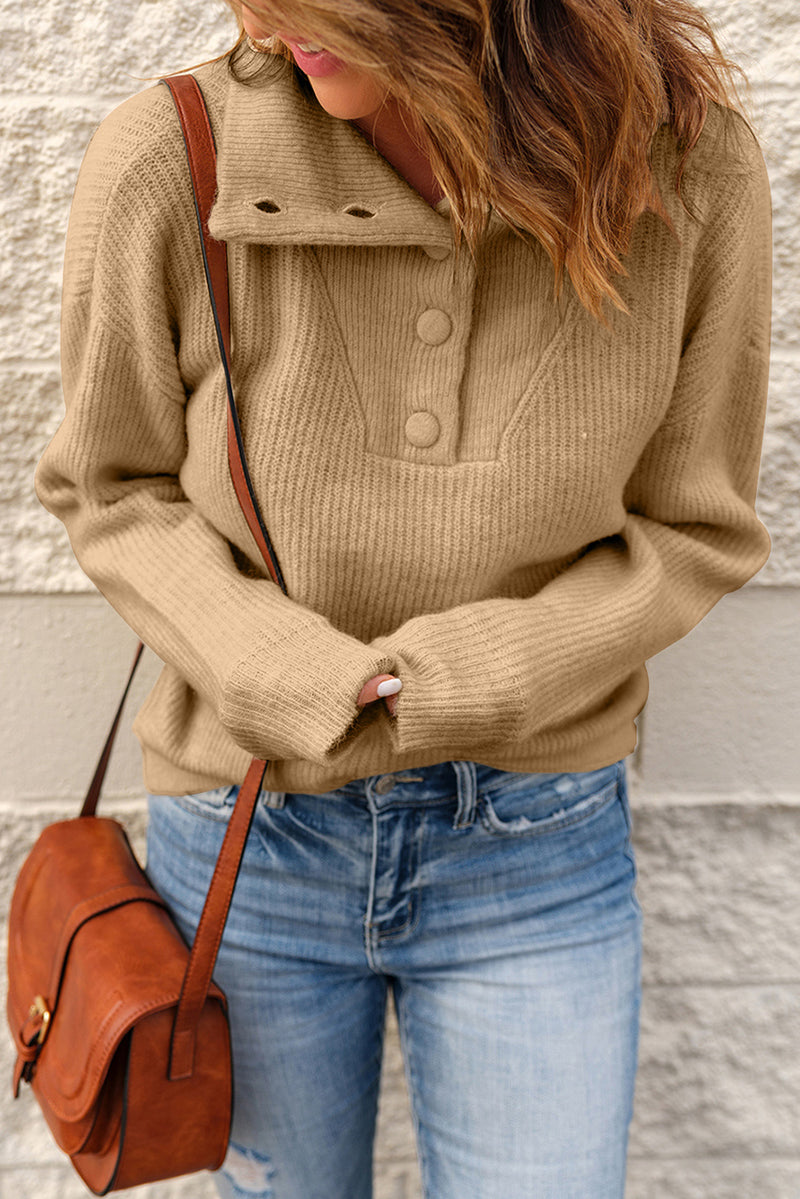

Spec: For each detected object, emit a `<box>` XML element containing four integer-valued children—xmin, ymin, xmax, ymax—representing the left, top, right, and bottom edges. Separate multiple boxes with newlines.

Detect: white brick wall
<box><xmin>2</xmin><ymin>1</ymin><xmax>798</xmax><ymax>1195</ymax></box>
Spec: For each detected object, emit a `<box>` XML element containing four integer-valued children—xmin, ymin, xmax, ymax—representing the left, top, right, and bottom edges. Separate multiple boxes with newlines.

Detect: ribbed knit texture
<box><xmin>35</xmin><ymin>54</ymin><xmax>773</xmax><ymax>795</ymax></box>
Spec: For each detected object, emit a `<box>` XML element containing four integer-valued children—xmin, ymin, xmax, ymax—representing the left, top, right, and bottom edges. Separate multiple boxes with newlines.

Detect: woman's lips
<box><xmin>278</xmin><ymin>34</ymin><xmax>348</xmax><ymax>77</ymax></box>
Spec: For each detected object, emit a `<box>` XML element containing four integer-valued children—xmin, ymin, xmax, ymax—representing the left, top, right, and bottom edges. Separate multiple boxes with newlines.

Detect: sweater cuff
<box><xmin>221</xmin><ymin>615</ymin><xmax>397</xmax><ymax>765</ymax></box>
<box><xmin>370</xmin><ymin>603</ymin><xmax>526</xmax><ymax>758</ymax></box>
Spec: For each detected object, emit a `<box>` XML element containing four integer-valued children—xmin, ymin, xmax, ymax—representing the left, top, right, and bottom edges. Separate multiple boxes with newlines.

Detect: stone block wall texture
<box><xmin>1</xmin><ymin>0</ymin><xmax>798</xmax><ymax>1196</ymax></box>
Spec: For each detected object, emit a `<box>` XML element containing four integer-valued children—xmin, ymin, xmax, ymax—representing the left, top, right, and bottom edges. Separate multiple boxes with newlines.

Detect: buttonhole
<box><xmin>343</xmin><ymin>205</ymin><xmax>376</xmax><ymax>219</ymax></box>
<box><xmin>254</xmin><ymin>199</ymin><xmax>282</xmax><ymax>213</ymax></box>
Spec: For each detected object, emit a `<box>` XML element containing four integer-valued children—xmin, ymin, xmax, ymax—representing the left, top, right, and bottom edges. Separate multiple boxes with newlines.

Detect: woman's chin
<box><xmin>306</xmin><ymin>73</ymin><xmax>388</xmax><ymax>122</ymax></box>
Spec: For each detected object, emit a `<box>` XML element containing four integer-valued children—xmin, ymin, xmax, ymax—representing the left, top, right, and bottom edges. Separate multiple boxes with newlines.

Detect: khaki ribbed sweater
<box><xmin>35</xmin><ymin>53</ymin><xmax>773</xmax><ymax>796</ymax></box>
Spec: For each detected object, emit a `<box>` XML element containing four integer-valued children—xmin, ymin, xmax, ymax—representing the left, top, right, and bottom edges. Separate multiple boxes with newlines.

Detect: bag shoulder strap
<box><xmin>81</xmin><ymin>641</ymin><xmax>144</xmax><ymax>818</ymax></box>
<box><xmin>161</xmin><ymin>72</ymin><xmax>286</xmax><ymax>590</ymax></box>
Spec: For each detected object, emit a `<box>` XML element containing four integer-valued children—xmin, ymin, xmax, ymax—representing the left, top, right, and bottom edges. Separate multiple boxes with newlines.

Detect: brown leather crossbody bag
<box><xmin>6</xmin><ymin>73</ymin><xmax>283</xmax><ymax>1194</ymax></box>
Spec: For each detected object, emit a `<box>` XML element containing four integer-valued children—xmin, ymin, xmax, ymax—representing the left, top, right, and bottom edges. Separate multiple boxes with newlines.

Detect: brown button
<box><xmin>423</xmin><ymin>244</ymin><xmax>450</xmax><ymax>260</ymax></box>
<box><xmin>405</xmin><ymin>411</ymin><xmax>440</xmax><ymax>448</ymax></box>
<box><xmin>373</xmin><ymin>776</ymin><xmax>396</xmax><ymax>795</ymax></box>
<box><xmin>416</xmin><ymin>309</ymin><xmax>452</xmax><ymax>345</ymax></box>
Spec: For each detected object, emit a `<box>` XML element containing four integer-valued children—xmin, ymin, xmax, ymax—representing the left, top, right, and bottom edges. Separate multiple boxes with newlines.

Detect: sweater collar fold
<box><xmin>208</xmin><ymin>56</ymin><xmax>454</xmax><ymax>251</ymax></box>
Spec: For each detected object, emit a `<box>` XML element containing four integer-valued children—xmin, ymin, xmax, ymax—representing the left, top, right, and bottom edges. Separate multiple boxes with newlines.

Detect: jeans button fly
<box><xmin>373</xmin><ymin>776</ymin><xmax>396</xmax><ymax>795</ymax></box>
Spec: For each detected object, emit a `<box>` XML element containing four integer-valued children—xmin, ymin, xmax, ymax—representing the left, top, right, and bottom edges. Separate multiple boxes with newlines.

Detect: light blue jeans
<box><xmin>146</xmin><ymin>758</ymin><xmax>642</xmax><ymax>1199</ymax></box>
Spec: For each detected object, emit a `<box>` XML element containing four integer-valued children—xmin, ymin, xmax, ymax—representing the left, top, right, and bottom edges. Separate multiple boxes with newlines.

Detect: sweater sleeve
<box><xmin>370</xmin><ymin>122</ymin><xmax>773</xmax><ymax>761</ymax></box>
<box><xmin>34</xmin><ymin>89</ymin><xmax>395</xmax><ymax>767</ymax></box>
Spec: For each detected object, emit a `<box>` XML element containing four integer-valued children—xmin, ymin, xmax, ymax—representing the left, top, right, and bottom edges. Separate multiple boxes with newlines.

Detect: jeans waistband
<box><xmin>330</xmin><ymin>760</ymin><xmax>623</xmax><ymax>831</ymax></box>
<box><xmin>334</xmin><ymin>760</ymin><xmax>479</xmax><ymax>828</ymax></box>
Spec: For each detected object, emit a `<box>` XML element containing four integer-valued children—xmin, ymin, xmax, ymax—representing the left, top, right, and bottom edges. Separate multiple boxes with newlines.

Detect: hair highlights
<box><xmin>213</xmin><ymin>0</ymin><xmax>753</xmax><ymax>326</ymax></box>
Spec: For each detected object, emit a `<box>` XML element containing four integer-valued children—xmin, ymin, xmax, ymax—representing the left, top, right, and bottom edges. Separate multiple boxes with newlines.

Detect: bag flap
<box><xmin>7</xmin><ymin>817</ymin><xmax>224</xmax><ymax>1123</ymax></box>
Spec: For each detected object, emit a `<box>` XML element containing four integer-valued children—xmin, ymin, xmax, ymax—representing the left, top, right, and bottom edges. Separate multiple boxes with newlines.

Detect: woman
<box><xmin>35</xmin><ymin>0</ymin><xmax>772</xmax><ymax>1194</ymax></box>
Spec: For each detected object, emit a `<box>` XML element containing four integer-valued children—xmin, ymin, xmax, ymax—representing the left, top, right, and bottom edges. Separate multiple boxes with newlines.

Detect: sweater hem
<box><xmin>140</xmin><ymin>723</ymin><xmax>639</xmax><ymax>797</ymax></box>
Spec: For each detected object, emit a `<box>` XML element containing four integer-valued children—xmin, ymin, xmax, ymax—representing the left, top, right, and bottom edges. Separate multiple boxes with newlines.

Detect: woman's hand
<box><xmin>357</xmin><ymin>673</ymin><xmax>402</xmax><ymax>716</ymax></box>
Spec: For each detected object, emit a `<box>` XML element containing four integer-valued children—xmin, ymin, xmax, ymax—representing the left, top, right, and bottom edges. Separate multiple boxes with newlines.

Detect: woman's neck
<box><xmin>351</xmin><ymin>97</ymin><xmax>445</xmax><ymax>209</ymax></box>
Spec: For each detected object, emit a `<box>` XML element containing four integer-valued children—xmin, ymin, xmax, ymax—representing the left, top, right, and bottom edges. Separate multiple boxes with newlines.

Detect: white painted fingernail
<box><xmin>376</xmin><ymin>678</ymin><xmax>402</xmax><ymax>697</ymax></box>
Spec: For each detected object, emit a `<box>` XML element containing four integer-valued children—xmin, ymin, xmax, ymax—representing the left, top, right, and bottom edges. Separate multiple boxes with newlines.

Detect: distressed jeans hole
<box><xmin>219</xmin><ymin>1142</ymin><xmax>277</xmax><ymax>1197</ymax></box>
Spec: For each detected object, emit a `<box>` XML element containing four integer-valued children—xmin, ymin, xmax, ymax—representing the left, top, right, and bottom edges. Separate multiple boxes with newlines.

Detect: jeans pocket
<box><xmin>478</xmin><ymin>763</ymin><xmax>623</xmax><ymax>837</ymax></box>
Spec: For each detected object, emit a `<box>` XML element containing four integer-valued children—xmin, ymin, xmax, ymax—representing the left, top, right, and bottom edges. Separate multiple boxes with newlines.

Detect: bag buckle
<box><xmin>27</xmin><ymin>995</ymin><xmax>51</xmax><ymax>1046</ymax></box>
<box><xmin>14</xmin><ymin>996</ymin><xmax>51</xmax><ymax>1088</ymax></box>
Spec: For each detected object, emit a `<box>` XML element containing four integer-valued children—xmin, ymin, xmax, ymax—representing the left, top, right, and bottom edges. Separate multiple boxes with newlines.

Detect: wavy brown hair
<box><xmin>193</xmin><ymin>0</ymin><xmax>754</xmax><ymax>326</ymax></box>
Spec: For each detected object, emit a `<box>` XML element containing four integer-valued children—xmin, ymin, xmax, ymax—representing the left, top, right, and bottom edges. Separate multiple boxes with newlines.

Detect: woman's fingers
<box><xmin>357</xmin><ymin>673</ymin><xmax>402</xmax><ymax>708</ymax></box>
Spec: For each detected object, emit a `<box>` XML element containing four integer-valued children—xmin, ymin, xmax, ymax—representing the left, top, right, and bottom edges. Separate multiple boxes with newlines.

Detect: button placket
<box><xmin>396</xmin><ymin>249</ymin><xmax>476</xmax><ymax>463</ymax></box>
<box><xmin>404</xmin><ymin>307</ymin><xmax>452</xmax><ymax>450</ymax></box>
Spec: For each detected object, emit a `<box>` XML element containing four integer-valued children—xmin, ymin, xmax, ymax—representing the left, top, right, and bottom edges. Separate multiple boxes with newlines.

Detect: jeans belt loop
<box><xmin>261</xmin><ymin>789</ymin><xmax>286</xmax><ymax>810</ymax></box>
<box><xmin>451</xmin><ymin>760</ymin><xmax>478</xmax><ymax>830</ymax></box>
